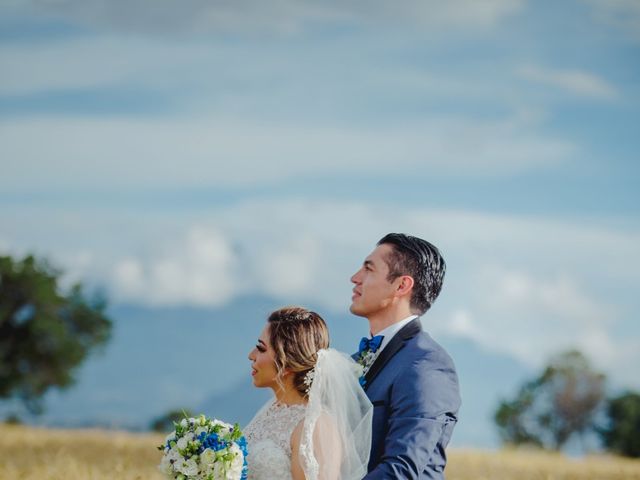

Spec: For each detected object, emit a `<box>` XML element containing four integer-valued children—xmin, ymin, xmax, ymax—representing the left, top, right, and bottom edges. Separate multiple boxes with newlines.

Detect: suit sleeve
<box><xmin>363</xmin><ymin>356</ymin><xmax>461</xmax><ymax>479</ymax></box>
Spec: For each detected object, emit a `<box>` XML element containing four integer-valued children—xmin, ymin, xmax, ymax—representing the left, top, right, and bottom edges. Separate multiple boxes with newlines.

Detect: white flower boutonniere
<box><xmin>356</xmin><ymin>349</ymin><xmax>380</xmax><ymax>387</ymax></box>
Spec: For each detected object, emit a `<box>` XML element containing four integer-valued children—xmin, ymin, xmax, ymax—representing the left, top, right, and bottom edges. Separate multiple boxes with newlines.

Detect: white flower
<box><xmin>200</xmin><ymin>448</ymin><xmax>216</xmax><ymax>468</ymax></box>
<box><xmin>210</xmin><ymin>418</ymin><xmax>227</xmax><ymax>429</ymax></box>
<box><xmin>158</xmin><ymin>454</ymin><xmax>174</xmax><ymax>476</ymax></box>
<box><xmin>159</xmin><ymin>415</ymin><xmax>246</xmax><ymax>480</ymax></box>
<box><xmin>176</xmin><ymin>458</ymin><xmax>199</xmax><ymax>477</ymax></box>
<box><xmin>226</xmin><ymin>443</ymin><xmax>244</xmax><ymax>479</ymax></box>
<box><xmin>166</xmin><ymin>448</ymin><xmax>182</xmax><ymax>463</ymax></box>
<box><xmin>303</xmin><ymin>368</ymin><xmax>315</xmax><ymax>394</ymax></box>
<box><xmin>227</xmin><ymin>442</ymin><xmax>240</xmax><ymax>457</ymax></box>
<box><xmin>358</xmin><ymin>349</ymin><xmax>379</xmax><ymax>375</ymax></box>
<box><xmin>176</xmin><ymin>436</ymin><xmax>189</xmax><ymax>450</ymax></box>
<box><xmin>212</xmin><ymin>462</ymin><xmax>224</xmax><ymax>478</ymax></box>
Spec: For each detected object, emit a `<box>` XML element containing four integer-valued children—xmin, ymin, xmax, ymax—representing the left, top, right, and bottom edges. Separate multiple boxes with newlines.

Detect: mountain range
<box><xmin>2</xmin><ymin>297</ymin><xmax>531</xmax><ymax>448</ymax></box>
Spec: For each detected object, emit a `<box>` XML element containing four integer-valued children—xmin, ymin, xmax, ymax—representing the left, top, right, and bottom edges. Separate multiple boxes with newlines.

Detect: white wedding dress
<box><xmin>244</xmin><ymin>400</ymin><xmax>306</xmax><ymax>479</ymax></box>
<box><xmin>243</xmin><ymin>349</ymin><xmax>373</xmax><ymax>480</ymax></box>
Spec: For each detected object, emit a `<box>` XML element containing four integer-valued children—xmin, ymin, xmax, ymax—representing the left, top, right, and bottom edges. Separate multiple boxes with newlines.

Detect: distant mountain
<box><xmin>8</xmin><ymin>296</ymin><xmax>285</xmax><ymax>429</ymax></box>
<box><xmin>197</xmin><ymin>378</ymin><xmax>272</xmax><ymax>427</ymax></box>
<box><xmin>1</xmin><ymin>296</ymin><xmax>531</xmax><ymax>448</ymax></box>
<box><xmin>195</xmin><ymin>334</ymin><xmax>530</xmax><ymax>448</ymax></box>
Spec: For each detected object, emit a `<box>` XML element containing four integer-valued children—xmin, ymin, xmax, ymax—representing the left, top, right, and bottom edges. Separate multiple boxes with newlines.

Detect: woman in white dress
<box><xmin>245</xmin><ymin>307</ymin><xmax>373</xmax><ymax>480</ymax></box>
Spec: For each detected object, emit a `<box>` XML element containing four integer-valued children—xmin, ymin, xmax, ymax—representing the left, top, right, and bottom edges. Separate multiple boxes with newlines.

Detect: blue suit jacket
<box><xmin>356</xmin><ymin>318</ymin><xmax>461</xmax><ymax>479</ymax></box>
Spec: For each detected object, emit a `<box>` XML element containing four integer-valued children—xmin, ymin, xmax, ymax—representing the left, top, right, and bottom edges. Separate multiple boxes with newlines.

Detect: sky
<box><xmin>1</xmin><ymin>0</ymin><xmax>640</xmax><ymax>431</ymax></box>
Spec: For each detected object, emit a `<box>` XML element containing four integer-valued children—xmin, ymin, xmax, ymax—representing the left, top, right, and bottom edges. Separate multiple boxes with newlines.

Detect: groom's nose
<box><xmin>351</xmin><ymin>269</ymin><xmax>362</xmax><ymax>284</ymax></box>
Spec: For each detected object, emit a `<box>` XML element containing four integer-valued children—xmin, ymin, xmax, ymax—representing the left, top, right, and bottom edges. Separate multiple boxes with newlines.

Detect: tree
<box><xmin>599</xmin><ymin>391</ymin><xmax>640</xmax><ymax>457</ymax></box>
<box><xmin>150</xmin><ymin>408</ymin><xmax>194</xmax><ymax>433</ymax></box>
<box><xmin>4</xmin><ymin>413</ymin><xmax>22</xmax><ymax>425</ymax></box>
<box><xmin>0</xmin><ymin>254</ymin><xmax>112</xmax><ymax>414</ymax></box>
<box><xmin>494</xmin><ymin>350</ymin><xmax>606</xmax><ymax>450</ymax></box>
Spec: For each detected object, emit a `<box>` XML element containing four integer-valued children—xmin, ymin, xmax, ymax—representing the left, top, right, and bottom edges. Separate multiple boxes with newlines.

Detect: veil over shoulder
<box><xmin>299</xmin><ymin>348</ymin><xmax>373</xmax><ymax>480</ymax></box>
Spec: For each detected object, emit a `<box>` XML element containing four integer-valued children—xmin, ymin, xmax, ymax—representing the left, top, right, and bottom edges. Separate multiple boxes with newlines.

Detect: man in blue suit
<box><xmin>351</xmin><ymin>233</ymin><xmax>461</xmax><ymax>479</ymax></box>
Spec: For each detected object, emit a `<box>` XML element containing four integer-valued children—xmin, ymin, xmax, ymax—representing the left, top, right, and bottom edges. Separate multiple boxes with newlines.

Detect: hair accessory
<box><xmin>303</xmin><ymin>368</ymin><xmax>315</xmax><ymax>394</ymax></box>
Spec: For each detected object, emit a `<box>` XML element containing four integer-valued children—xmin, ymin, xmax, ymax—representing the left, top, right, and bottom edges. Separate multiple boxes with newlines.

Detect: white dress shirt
<box><xmin>373</xmin><ymin>314</ymin><xmax>419</xmax><ymax>354</ymax></box>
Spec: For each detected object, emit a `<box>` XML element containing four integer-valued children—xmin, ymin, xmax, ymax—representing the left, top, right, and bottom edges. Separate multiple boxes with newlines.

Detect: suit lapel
<box><xmin>364</xmin><ymin>318</ymin><xmax>422</xmax><ymax>390</ymax></box>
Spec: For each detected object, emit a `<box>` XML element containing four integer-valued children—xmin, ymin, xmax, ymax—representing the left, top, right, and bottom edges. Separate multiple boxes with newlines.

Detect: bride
<box><xmin>245</xmin><ymin>306</ymin><xmax>373</xmax><ymax>480</ymax></box>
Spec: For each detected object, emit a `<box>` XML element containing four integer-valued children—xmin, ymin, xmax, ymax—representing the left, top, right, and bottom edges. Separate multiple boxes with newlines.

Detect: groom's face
<box><xmin>350</xmin><ymin>243</ymin><xmax>398</xmax><ymax>318</ymax></box>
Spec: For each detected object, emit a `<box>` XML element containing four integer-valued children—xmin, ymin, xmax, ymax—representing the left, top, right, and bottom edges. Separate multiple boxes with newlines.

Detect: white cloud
<box><xmin>0</xmin><ymin>8</ymin><xmax>579</xmax><ymax>190</ymax></box>
<box><xmin>55</xmin><ymin>249</ymin><xmax>96</xmax><ymax>290</ymax></box>
<box><xmin>0</xmin><ymin>36</ymin><xmax>212</xmax><ymax>96</ymax></box>
<box><xmin>0</xmin><ymin>115</ymin><xmax>575</xmax><ymax>191</ymax></box>
<box><xmin>487</xmin><ymin>269</ymin><xmax>611</xmax><ymax>324</ymax></box>
<box><xmin>110</xmin><ymin>226</ymin><xmax>237</xmax><ymax>306</ymax></box>
<box><xmin>254</xmin><ymin>235</ymin><xmax>321</xmax><ymax>298</ymax></box>
<box><xmin>584</xmin><ymin>0</ymin><xmax>640</xmax><ymax>41</ymax></box>
<box><xmin>7</xmin><ymin>0</ymin><xmax>525</xmax><ymax>36</ymax></box>
<box><xmin>439</xmin><ymin>267</ymin><xmax>640</xmax><ymax>387</ymax></box>
<box><xmin>1</xmin><ymin>199</ymin><xmax>638</xmax><ymax>388</ymax></box>
<box><xmin>517</xmin><ymin>65</ymin><xmax>618</xmax><ymax>99</ymax></box>
<box><xmin>441</xmin><ymin>267</ymin><xmax>617</xmax><ymax>365</ymax></box>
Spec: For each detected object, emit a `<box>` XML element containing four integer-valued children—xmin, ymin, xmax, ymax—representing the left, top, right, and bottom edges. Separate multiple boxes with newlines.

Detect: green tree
<box><xmin>599</xmin><ymin>391</ymin><xmax>640</xmax><ymax>457</ymax></box>
<box><xmin>150</xmin><ymin>408</ymin><xmax>194</xmax><ymax>433</ymax></box>
<box><xmin>494</xmin><ymin>350</ymin><xmax>606</xmax><ymax>450</ymax></box>
<box><xmin>0</xmin><ymin>254</ymin><xmax>112</xmax><ymax>414</ymax></box>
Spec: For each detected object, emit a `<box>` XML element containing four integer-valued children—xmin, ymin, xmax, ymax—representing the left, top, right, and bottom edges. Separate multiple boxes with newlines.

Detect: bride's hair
<box><xmin>267</xmin><ymin>306</ymin><xmax>329</xmax><ymax>397</ymax></box>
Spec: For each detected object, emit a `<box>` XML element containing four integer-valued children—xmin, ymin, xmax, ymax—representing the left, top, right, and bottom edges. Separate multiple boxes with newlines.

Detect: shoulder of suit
<box><xmin>404</xmin><ymin>331</ymin><xmax>457</xmax><ymax>370</ymax></box>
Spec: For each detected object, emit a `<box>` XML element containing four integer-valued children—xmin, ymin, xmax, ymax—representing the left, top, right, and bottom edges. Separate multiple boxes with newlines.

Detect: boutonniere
<box><xmin>356</xmin><ymin>349</ymin><xmax>379</xmax><ymax>387</ymax></box>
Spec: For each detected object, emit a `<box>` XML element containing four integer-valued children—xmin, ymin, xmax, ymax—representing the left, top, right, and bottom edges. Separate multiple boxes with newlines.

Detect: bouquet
<box><xmin>158</xmin><ymin>414</ymin><xmax>248</xmax><ymax>480</ymax></box>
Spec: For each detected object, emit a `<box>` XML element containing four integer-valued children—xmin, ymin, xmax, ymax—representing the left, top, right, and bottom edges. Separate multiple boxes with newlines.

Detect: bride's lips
<box><xmin>251</xmin><ymin>368</ymin><xmax>257</xmax><ymax>376</ymax></box>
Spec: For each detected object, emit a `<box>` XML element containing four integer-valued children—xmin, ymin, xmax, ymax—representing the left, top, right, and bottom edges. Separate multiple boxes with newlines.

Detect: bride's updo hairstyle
<box><xmin>267</xmin><ymin>306</ymin><xmax>329</xmax><ymax>397</ymax></box>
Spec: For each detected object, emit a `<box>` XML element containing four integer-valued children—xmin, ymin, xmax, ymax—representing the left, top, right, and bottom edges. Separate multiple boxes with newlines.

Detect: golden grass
<box><xmin>1</xmin><ymin>424</ymin><xmax>639</xmax><ymax>479</ymax></box>
<box><xmin>0</xmin><ymin>424</ymin><xmax>165</xmax><ymax>480</ymax></box>
<box><xmin>447</xmin><ymin>449</ymin><xmax>640</xmax><ymax>480</ymax></box>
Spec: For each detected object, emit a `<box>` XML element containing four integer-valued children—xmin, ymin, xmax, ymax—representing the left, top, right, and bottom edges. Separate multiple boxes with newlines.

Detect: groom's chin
<box><xmin>349</xmin><ymin>304</ymin><xmax>364</xmax><ymax>317</ymax></box>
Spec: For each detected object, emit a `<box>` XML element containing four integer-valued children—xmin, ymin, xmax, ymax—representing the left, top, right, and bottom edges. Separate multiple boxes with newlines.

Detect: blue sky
<box><xmin>1</xmin><ymin>0</ymin><xmax>639</xmax><ymax>424</ymax></box>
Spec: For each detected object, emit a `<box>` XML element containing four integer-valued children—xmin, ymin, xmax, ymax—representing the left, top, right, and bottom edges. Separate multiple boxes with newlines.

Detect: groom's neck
<box><xmin>368</xmin><ymin>305</ymin><xmax>414</xmax><ymax>335</ymax></box>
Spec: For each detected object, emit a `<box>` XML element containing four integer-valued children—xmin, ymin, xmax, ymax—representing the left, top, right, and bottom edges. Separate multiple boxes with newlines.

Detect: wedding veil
<box><xmin>299</xmin><ymin>348</ymin><xmax>373</xmax><ymax>480</ymax></box>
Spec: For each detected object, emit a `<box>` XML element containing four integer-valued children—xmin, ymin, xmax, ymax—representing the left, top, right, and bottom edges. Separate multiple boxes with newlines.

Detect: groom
<box><xmin>351</xmin><ymin>233</ymin><xmax>461</xmax><ymax>479</ymax></box>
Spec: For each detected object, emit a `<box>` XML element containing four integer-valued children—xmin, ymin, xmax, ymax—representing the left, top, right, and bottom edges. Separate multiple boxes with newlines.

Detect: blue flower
<box><xmin>199</xmin><ymin>432</ymin><xmax>228</xmax><ymax>452</ymax></box>
<box><xmin>237</xmin><ymin>436</ymin><xmax>248</xmax><ymax>454</ymax></box>
<box><xmin>165</xmin><ymin>437</ymin><xmax>176</xmax><ymax>450</ymax></box>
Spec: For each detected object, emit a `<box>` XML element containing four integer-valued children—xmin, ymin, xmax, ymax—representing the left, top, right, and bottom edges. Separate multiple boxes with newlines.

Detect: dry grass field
<box><xmin>1</xmin><ymin>424</ymin><xmax>639</xmax><ymax>480</ymax></box>
<box><xmin>446</xmin><ymin>449</ymin><xmax>640</xmax><ymax>480</ymax></box>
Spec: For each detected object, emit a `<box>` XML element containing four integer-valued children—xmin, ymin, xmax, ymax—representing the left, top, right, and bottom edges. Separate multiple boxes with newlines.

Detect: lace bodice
<box><xmin>244</xmin><ymin>400</ymin><xmax>306</xmax><ymax>480</ymax></box>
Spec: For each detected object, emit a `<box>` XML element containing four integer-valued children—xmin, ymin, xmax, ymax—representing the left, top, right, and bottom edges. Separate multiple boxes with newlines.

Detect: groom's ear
<box><xmin>395</xmin><ymin>275</ymin><xmax>414</xmax><ymax>298</ymax></box>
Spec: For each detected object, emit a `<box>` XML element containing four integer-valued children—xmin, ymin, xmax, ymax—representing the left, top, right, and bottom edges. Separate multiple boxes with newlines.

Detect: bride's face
<box><xmin>248</xmin><ymin>324</ymin><xmax>279</xmax><ymax>389</ymax></box>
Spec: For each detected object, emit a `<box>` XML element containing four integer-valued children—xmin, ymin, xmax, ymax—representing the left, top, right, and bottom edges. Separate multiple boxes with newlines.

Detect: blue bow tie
<box><xmin>359</xmin><ymin>335</ymin><xmax>384</xmax><ymax>354</ymax></box>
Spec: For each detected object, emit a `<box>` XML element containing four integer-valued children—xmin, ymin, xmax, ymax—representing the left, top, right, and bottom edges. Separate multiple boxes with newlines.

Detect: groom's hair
<box><xmin>378</xmin><ymin>233</ymin><xmax>446</xmax><ymax>315</ymax></box>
